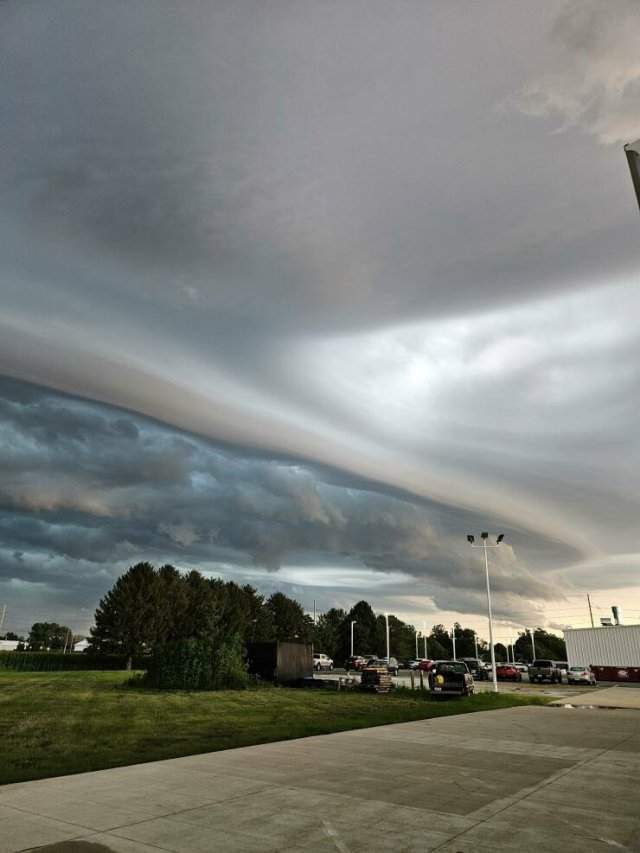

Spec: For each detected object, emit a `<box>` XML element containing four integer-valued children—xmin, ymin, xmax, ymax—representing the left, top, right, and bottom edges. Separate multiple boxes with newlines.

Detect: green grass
<box><xmin>0</xmin><ymin>671</ymin><xmax>549</xmax><ymax>786</ymax></box>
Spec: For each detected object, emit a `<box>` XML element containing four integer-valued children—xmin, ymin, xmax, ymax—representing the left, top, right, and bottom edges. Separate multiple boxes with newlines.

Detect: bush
<box><xmin>0</xmin><ymin>652</ymin><xmax>148</xmax><ymax>672</ymax></box>
<box><xmin>145</xmin><ymin>636</ymin><xmax>249</xmax><ymax>690</ymax></box>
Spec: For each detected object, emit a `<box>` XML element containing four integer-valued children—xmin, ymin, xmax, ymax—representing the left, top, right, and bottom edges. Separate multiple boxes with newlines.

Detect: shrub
<box><xmin>0</xmin><ymin>652</ymin><xmax>148</xmax><ymax>672</ymax></box>
<box><xmin>145</xmin><ymin>635</ymin><xmax>248</xmax><ymax>690</ymax></box>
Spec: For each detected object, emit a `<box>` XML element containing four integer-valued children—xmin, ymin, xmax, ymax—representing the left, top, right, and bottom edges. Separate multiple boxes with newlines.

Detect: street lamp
<box><xmin>350</xmin><ymin>620</ymin><xmax>357</xmax><ymax>657</ymax></box>
<box><xmin>423</xmin><ymin>622</ymin><xmax>428</xmax><ymax>659</ymax></box>
<box><xmin>467</xmin><ymin>532</ymin><xmax>504</xmax><ymax>693</ymax></box>
<box><xmin>624</xmin><ymin>138</ymin><xmax>640</xmax><ymax>212</ymax></box>
<box><xmin>384</xmin><ymin>613</ymin><xmax>390</xmax><ymax>660</ymax></box>
<box><xmin>529</xmin><ymin>628</ymin><xmax>536</xmax><ymax>662</ymax></box>
<box><xmin>451</xmin><ymin>625</ymin><xmax>457</xmax><ymax>661</ymax></box>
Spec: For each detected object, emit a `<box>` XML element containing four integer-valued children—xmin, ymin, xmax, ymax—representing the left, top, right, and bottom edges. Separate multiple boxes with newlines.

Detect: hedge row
<box><xmin>0</xmin><ymin>652</ymin><xmax>149</xmax><ymax>672</ymax></box>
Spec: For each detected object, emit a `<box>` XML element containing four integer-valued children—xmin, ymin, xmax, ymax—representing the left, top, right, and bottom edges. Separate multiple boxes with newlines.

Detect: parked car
<box><xmin>407</xmin><ymin>659</ymin><xmax>421</xmax><ymax>670</ymax></box>
<box><xmin>514</xmin><ymin>662</ymin><xmax>529</xmax><ymax>673</ymax></box>
<box><xmin>528</xmin><ymin>659</ymin><xmax>563</xmax><ymax>684</ymax></box>
<box><xmin>567</xmin><ymin>665</ymin><xmax>597</xmax><ymax>686</ymax></box>
<box><xmin>460</xmin><ymin>658</ymin><xmax>489</xmax><ymax>680</ymax></box>
<box><xmin>429</xmin><ymin>660</ymin><xmax>475</xmax><ymax>697</ymax></box>
<box><xmin>496</xmin><ymin>663</ymin><xmax>522</xmax><ymax>682</ymax></box>
<box><xmin>345</xmin><ymin>655</ymin><xmax>367</xmax><ymax>671</ymax></box>
<box><xmin>367</xmin><ymin>656</ymin><xmax>400</xmax><ymax>676</ymax></box>
<box><xmin>417</xmin><ymin>658</ymin><xmax>435</xmax><ymax>672</ymax></box>
<box><xmin>313</xmin><ymin>653</ymin><xmax>333</xmax><ymax>672</ymax></box>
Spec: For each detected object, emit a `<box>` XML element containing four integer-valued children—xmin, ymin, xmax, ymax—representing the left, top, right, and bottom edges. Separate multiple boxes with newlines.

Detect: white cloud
<box><xmin>510</xmin><ymin>0</ymin><xmax>640</xmax><ymax>144</ymax></box>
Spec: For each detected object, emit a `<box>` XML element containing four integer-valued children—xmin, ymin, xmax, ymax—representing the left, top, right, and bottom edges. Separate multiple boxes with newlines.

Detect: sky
<box><xmin>1</xmin><ymin>0</ymin><xmax>640</xmax><ymax>642</ymax></box>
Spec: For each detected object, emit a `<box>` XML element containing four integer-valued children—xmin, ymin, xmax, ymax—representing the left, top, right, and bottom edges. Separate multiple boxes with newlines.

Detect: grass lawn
<box><xmin>0</xmin><ymin>670</ymin><xmax>549</xmax><ymax>786</ymax></box>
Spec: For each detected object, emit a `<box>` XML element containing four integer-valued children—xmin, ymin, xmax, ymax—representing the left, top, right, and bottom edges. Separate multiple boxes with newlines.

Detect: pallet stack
<box><xmin>360</xmin><ymin>664</ymin><xmax>393</xmax><ymax>693</ymax></box>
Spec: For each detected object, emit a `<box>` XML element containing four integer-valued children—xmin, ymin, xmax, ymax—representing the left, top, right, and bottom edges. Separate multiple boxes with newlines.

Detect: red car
<box><xmin>496</xmin><ymin>664</ymin><xmax>522</xmax><ymax>682</ymax></box>
<box><xmin>345</xmin><ymin>655</ymin><xmax>367</xmax><ymax>671</ymax></box>
<box><xmin>417</xmin><ymin>659</ymin><xmax>434</xmax><ymax>672</ymax></box>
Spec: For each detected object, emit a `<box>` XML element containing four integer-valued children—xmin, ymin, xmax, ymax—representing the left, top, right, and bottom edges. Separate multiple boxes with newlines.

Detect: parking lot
<box><xmin>318</xmin><ymin>668</ymin><xmax>619</xmax><ymax>699</ymax></box>
<box><xmin>2</xmin><ymin>703</ymin><xmax>639</xmax><ymax>852</ymax></box>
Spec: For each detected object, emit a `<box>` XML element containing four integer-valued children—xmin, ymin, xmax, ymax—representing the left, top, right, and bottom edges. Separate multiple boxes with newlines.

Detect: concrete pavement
<box><xmin>1</xmin><ymin>705</ymin><xmax>639</xmax><ymax>852</ymax></box>
<box><xmin>552</xmin><ymin>684</ymin><xmax>640</xmax><ymax>710</ymax></box>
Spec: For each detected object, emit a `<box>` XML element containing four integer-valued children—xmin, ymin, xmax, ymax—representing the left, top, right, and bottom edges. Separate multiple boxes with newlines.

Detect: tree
<box><xmin>1</xmin><ymin>631</ymin><xmax>21</xmax><ymax>641</ymax></box>
<box><xmin>90</xmin><ymin>562</ymin><xmax>162</xmax><ymax>669</ymax></box>
<box><xmin>156</xmin><ymin>564</ymin><xmax>190</xmax><ymax>642</ymax></box>
<box><xmin>267</xmin><ymin>592</ymin><xmax>312</xmax><ymax>641</ymax></box>
<box><xmin>340</xmin><ymin>601</ymin><xmax>379</xmax><ymax>661</ymax></box>
<box><xmin>514</xmin><ymin>628</ymin><xmax>566</xmax><ymax>662</ymax></box>
<box><xmin>313</xmin><ymin>608</ymin><xmax>346</xmax><ymax>661</ymax></box>
<box><xmin>27</xmin><ymin>622</ymin><xmax>72</xmax><ymax>651</ymax></box>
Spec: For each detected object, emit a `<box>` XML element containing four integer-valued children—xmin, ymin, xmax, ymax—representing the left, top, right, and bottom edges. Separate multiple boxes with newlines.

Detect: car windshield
<box><xmin>533</xmin><ymin>660</ymin><xmax>553</xmax><ymax>667</ymax></box>
<box><xmin>436</xmin><ymin>662</ymin><xmax>467</xmax><ymax>674</ymax></box>
<box><xmin>570</xmin><ymin>666</ymin><xmax>585</xmax><ymax>672</ymax></box>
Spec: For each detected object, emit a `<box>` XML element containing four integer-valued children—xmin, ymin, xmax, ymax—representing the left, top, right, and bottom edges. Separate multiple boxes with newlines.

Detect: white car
<box><xmin>567</xmin><ymin>665</ymin><xmax>597</xmax><ymax>686</ymax></box>
<box><xmin>313</xmin><ymin>653</ymin><xmax>334</xmax><ymax>672</ymax></box>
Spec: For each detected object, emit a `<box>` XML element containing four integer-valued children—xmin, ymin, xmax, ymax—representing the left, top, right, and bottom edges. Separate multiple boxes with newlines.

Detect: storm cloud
<box><xmin>1</xmin><ymin>1</ymin><xmax>639</xmax><ymax>635</ymax></box>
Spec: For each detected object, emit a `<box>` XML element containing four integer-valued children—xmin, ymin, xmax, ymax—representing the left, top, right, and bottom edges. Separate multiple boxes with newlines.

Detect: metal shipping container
<box><xmin>564</xmin><ymin>625</ymin><xmax>640</xmax><ymax>683</ymax></box>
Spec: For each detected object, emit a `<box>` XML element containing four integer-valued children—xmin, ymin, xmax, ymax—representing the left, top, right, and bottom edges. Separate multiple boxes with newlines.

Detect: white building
<box><xmin>0</xmin><ymin>640</ymin><xmax>20</xmax><ymax>651</ymax></box>
<box><xmin>564</xmin><ymin>624</ymin><xmax>640</xmax><ymax>683</ymax></box>
<box><xmin>73</xmin><ymin>638</ymin><xmax>90</xmax><ymax>652</ymax></box>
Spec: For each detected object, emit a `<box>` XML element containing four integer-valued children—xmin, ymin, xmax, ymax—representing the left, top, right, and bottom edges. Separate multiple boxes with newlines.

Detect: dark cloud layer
<box><xmin>0</xmin><ymin>378</ymin><xmax>563</xmax><ymax>635</ymax></box>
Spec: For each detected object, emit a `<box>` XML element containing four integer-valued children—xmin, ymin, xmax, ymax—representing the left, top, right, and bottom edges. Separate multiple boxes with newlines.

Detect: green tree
<box><xmin>430</xmin><ymin>624</ymin><xmax>453</xmax><ymax>658</ymax></box>
<box><xmin>313</xmin><ymin>608</ymin><xmax>346</xmax><ymax>661</ymax></box>
<box><xmin>27</xmin><ymin>622</ymin><xmax>72</xmax><ymax>651</ymax></box>
<box><xmin>341</xmin><ymin>601</ymin><xmax>379</xmax><ymax>661</ymax></box>
<box><xmin>514</xmin><ymin>628</ymin><xmax>566</xmax><ymax>662</ymax></box>
<box><xmin>156</xmin><ymin>564</ymin><xmax>190</xmax><ymax>642</ymax></box>
<box><xmin>267</xmin><ymin>592</ymin><xmax>313</xmax><ymax>641</ymax></box>
<box><xmin>90</xmin><ymin>562</ymin><xmax>162</xmax><ymax>668</ymax></box>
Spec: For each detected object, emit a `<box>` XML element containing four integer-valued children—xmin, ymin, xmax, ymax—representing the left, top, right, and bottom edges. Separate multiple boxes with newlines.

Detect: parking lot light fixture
<box><xmin>467</xmin><ymin>532</ymin><xmax>504</xmax><ymax>693</ymax></box>
<box><xmin>384</xmin><ymin>613</ymin><xmax>390</xmax><ymax>659</ymax></box>
<box><xmin>625</xmin><ymin>138</ymin><xmax>640</xmax><ymax>211</ymax></box>
<box><xmin>529</xmin><ymin>628</ymin><xmax>536</xmax><ymax>661</ymax></box>
<box><xmin>451</xmin><ymin>626</ymin><xmax>457</xmax><ymax>661</ymax></box>
<box><xmin>350</xmin><ymin>620</ymin><xmax>357</xmax><ymax>657</ymax></box>
<box><xmin>423</xmin><ymin>622</ymin><xmax>428</xmax><ymax>658</ymax></box>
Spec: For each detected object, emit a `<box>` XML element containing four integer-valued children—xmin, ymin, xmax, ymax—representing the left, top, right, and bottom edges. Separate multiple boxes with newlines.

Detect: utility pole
<box><xmin>451</xmin><ymin>625</ymin><xmax>457</xmax><ymax>660</ymax></box>
<box><xmin>350</xmin><ymin>620</ymin><xmax>357</xmax><ymax>657</ymax></box>
<box><xmin>587</xmin><ymin>594</ymin><xmax>594</xmax><ymax>628</ymax></box>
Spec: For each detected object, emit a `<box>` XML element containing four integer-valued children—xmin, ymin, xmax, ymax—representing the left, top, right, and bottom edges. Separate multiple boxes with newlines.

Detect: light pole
<box><xmin>451</xmin><ymin>625</ymin><xmax>457</xmax><ymax>660</ymax></box>
<box><xmin>415</xmin><ymin>631</ymin><xmax>419</xmax><ymax>659</ymax></box>
<box><xmin>423</xmin><ymin>622</ymin><xmax>428</xmax><ymax>658</ymax></box>
<box><xmin>529</xmin><ymin>628</ymin><xmax>536</xmax><ymax>662</ymax></box>
<box><xmin>625</xmin><ymin>138</ymin><xmax>640</xmax><ymax>212</ymax></box>
<box><xmin>473</xmin><ymin>631</ymin><xmax>479</xmax><ymax>661</ymax></box>
<box><xmin>350</xmin><ymin>620</ymin><xmax>357</xmax><ymax>657</ymax></box>
<box><xmin>467</xmin><ymin>532</ymin><xmax>504</xmax><ymax>693</ymax></box>
<box><xmin>384</xmin><ymin>613</ymin><xmax>390</xmax><ymax>660</ymax></box>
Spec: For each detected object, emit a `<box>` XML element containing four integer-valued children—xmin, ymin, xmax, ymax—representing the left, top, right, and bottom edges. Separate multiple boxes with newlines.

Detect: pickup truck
<box><xmin>528</xmin><ymin>659</ymin><xmax>563</xmax><ymax>684</ymax></box>
<box><xmin>429</xmin><ymin>660</ymin><xmax>475</xmax><ymax>696</ymax></box>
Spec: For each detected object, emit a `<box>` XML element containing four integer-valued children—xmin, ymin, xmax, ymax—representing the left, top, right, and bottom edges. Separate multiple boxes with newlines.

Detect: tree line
<box><xmin>6</xmin><ymin>561</ymin><xmax>567</xmax><ymax>665</ymax></box>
